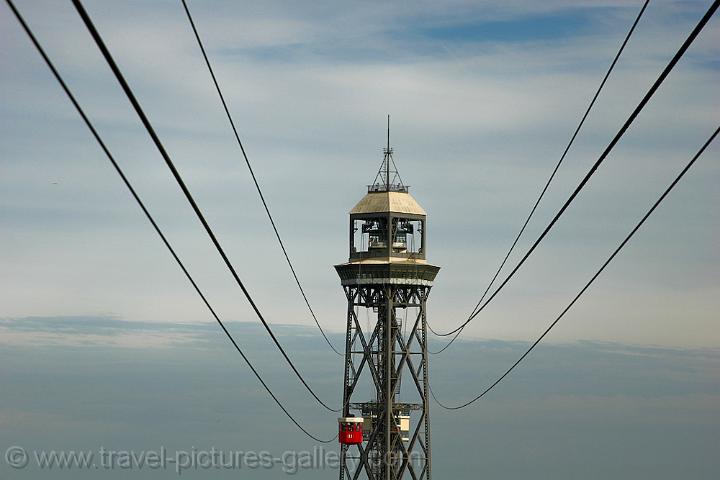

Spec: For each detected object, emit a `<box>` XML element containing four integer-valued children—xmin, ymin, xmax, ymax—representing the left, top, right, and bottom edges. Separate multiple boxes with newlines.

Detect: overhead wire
<box><xmin>179</xmin><ymin>0</ymin><xmax>343</xmax><ymax>357</ymax></box>
<box><xmin>428</xmin><ymin>0</ymin><xmax>719</xmax><ymax>342</ymax></box>
<box><xmin>69</xmin><ymin>0</ymin><xmax>339</xmax><ymax>413</ymax></box>
<box><xmin>429</xmin><ymin>0</ymin><xmax>651</xmax><ymax>350</ymax></box>
<box><xmin>432</xmin><ymin>125</ymin><xmax>719</xmax><ymax>410</ymax></box>
<box><xmin>12</xmin><ymin>0</ymin><xmax>716</xmax><ymax>428</ymax></box>
<box><xmin>2</xmin><ymin>0</ymin><xmax>335</xmax><ymax>442</ymax></box>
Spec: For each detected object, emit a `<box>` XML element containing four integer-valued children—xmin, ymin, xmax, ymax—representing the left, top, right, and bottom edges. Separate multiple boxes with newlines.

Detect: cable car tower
<box><xmin>336</xmin><ymin>118</ymin><xmax>439</xmax><ymax>480</ymax></box>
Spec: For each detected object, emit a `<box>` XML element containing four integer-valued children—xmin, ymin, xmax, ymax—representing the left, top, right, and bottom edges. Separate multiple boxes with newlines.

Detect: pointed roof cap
<box><xmin>350</xmin><ymin>191</ymin><xmax>426</xmax><ymax>216</ymax></box>
<box><xmin>352</xmin><ymin>115</ymin><xmax>425</xmax><ymax>215</ymax></box>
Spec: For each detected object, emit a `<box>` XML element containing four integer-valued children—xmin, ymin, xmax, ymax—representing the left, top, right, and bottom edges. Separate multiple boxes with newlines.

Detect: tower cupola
<box><xmin>336</xmin><ymin>119</ymin><xmax>439</xmax><ymax>286</ymax></box>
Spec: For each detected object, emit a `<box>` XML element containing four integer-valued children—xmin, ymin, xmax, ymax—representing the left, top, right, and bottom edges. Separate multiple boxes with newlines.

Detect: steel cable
<box><xmin>4</xmin><ymin>0</ymin><xmax>336</xmax><ymax>441</ymax></box>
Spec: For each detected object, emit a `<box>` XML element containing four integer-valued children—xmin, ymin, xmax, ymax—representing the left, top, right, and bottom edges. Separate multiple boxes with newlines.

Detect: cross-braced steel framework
<box><xmin>337</xmin><ymin>126</ymin><xmax>438</xmax><ymax>479</ymax></box>
<box><xmin>338</xmin><ymin>281</ymin><xmax>435</xmax><ymax>480</ymax></box>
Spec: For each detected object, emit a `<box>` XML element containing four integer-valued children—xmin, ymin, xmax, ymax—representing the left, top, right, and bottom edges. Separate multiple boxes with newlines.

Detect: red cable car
<box><xmin>338</xmin><ymin>417</ymin><xmax>364</xmax><ymax>445</ymax></box>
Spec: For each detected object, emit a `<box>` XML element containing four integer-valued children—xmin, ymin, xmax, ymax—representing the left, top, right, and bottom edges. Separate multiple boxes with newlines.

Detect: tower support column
<box><xmin>337</xmin><ymin>283</ymin><xmax>436</xmax><ymax>479</ymax></box>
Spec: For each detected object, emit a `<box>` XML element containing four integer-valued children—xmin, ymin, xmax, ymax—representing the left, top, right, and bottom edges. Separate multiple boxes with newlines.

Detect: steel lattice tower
<box><xmin>335</xmin><ymin>122</ymin><xmax>439</xmax><ymax>480</ymax></box>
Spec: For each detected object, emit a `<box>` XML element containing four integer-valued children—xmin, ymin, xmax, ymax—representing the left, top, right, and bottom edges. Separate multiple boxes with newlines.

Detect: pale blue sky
<box><xmin>2</xmin><ymin>0</ymin><xmax>719</xmax><ymax>347</ymax></box>
<box><xmin>1</xmin><ymin>1</ymin><xmax>719</xmax><ymax>478</ymax></box>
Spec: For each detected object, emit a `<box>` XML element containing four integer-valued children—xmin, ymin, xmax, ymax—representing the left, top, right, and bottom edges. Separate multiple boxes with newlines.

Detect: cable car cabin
<box><xmin>338</xmin><ymin>417</ymin><xmax>364</xmax><ymax>445</ymax></box>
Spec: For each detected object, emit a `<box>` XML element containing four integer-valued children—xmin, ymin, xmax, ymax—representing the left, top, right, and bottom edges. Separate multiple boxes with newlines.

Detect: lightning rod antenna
<box><xmin>386</xmin><ymin>114</ymin><xmax>390</xmax><ymax>188</ymax></box>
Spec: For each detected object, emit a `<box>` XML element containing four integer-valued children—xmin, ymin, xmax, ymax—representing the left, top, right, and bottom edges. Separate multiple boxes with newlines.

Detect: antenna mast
<box><xmin>370</xmin><ymin>115</ymin><xmax>406</xmax><ymax>193</ymax></box>
<box><xmin>386</xmin><ymin>114</ymin><xmax>391</xmax><ymax>188</ymax></box>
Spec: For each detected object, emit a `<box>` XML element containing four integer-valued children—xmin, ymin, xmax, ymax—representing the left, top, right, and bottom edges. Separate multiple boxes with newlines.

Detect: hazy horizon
<box><xmin>1</xmin><ymin>316</ymin><xmax>718</xmax><ymax>479</ymax></box>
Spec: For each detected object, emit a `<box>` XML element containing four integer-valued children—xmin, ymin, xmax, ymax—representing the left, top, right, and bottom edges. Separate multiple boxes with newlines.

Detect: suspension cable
<box><xmin>3</xmin><ymin>0</ymin><xmax>336</xmax><ymax>441</ymax></box>
<box><xmin>430</xmin><ymin>0</ymin><xmax>651</xmax><ymax>349</ymax></box>
<box><xmin>433</xmin><ymin>126</ymin><xmax>719</xmax><ymax>410</ymax></box>
<box><xmin>69</xmin><ymin>0</ymin><xmax>339</xmax><ymax>413</ymax></box>
<box><xmin>430</xmin><ymin>0</ymin><xmax>718</xmax><ymax>342</ymax></box>
<box><xmin>179</xmin><ymin>0</ymin><xmax>343</xmax><ymax>356</ymax></box>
